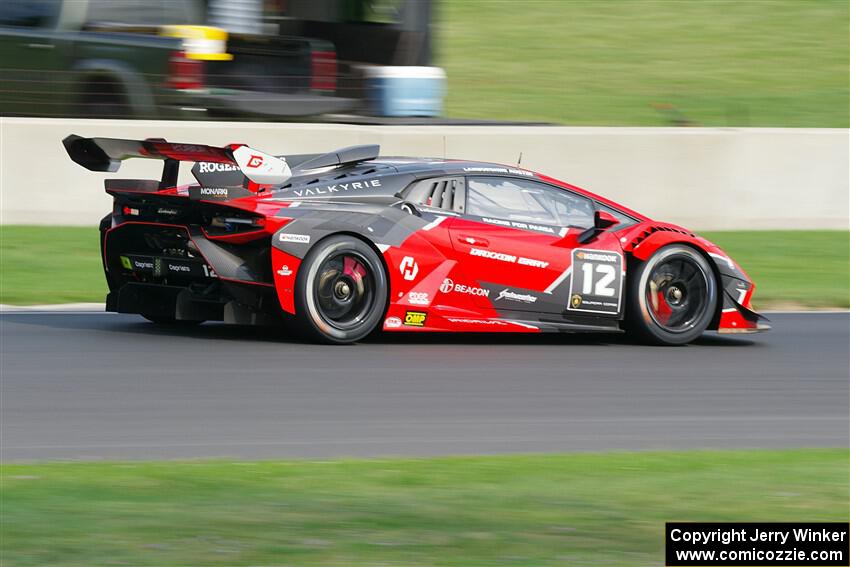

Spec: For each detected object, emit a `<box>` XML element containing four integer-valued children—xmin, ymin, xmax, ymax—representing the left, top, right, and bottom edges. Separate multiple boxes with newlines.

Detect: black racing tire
<box><xmin>294</xmin><ymin>235</ymin><xmax>388</xmax><ymax>344</ymax></box>
<box><xmin>625</xmin><ymin>244</ymin><xmax>718</xmax><ymax>345</ymax></box>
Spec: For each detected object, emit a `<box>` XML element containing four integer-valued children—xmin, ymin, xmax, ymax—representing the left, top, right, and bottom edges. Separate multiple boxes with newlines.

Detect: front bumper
<box><xmin>717</xmin><ymin>299</ymin><xmax>771</xmax><ymax>334</ymax></box>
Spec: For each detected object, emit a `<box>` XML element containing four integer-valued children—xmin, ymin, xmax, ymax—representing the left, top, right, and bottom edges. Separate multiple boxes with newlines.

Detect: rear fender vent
<box><xmin>403</xmin><ymin>176</ymin><xmax>466</xmax><ymax>213</ymax></box>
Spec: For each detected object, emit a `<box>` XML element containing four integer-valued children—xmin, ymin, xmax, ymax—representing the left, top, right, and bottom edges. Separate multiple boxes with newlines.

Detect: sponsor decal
<box><xmin>189</xmin><ymin>185</ymin><xmax>252</xmax><ymax>201</ymax></box>
<box><xmin>156</xmin><ymin>207</ymin><xmax>179</xmax><ymax>216</ymax></box>
<box><xmin>198</xmin><ymin>162</ymin><xmax>240</xmax><ymax>173</ymax></box>
<box><xmin>576</xmin><ymin>250</ymin><xmax>618</xmax><ymax>263</ymax></box>
<box><xmin>439</xmin><ymin>278</ymin><xmax>490</xmax><ymax>297</ymax></box>
<box><xmin>462</xmin><ymin>166</ymin><xmax>534</xmax><ymax>177</ymax></box>
<box><xmin>481</xmin><ymin>217</ymin><xmax>555</xmax><ymax>234</ymax></box>
<box><xmin>403</xmin><ymin>311</ymin><xmax>427</xmax><ymax>327</ymax></box>
<box><xmin>291</xmin><ymin>178</ymin><xmax>382</xmax><ymax>198</ymax></box>
<box><xmin>470</xmin><ymin>247</ymin><xmax>515</xmax><ymax>262</ymax></box>
<box><xmin>122</xmin><ymin>206</ymin><xmax>140</xmax><ymax>216</ymax></box>
<box><xmin>232</xmin><ymin>146</ymin><xmax>292</xmax><ymax>186</ymax></box>
<box><xmin>399</xmin><ymin>256</ymin><xmax>419</xmax><ymax>281</ymax></box>
<box><xmin>120</xmin><ymin>255</ymin><xmax>214</xmax><ymax>278</ymax></box>
<box><xmin>277</xmin><ymin>265</ymin><xmax>293</xmax><ymax>277</ymax></box>
<box><xmin>167</xmin><ymin>263</ymin><xmax>191</xmax><ymax>273</ymax></box>
<box><xmin>517</xmin><ymin>257</ymin><xmax>549</xmax><ymax>268</ymax></box>
<box><xmin>278</xmin><ymin>233</ymin><xmax>311</xmax><ymax>244</ymax></box>
<box><xmin>120</xmin><ymin>255</ymin><xmax>153</xmax><ymax>271</ymax></box>
<box><xmin>469</xmin><ymin>247</ymin><xmax>549</xmax><ymax>269</ymax></box>
<box><xmin>384</xmin><ymin>316</ymin><xmax>403</xmax><ymax>329</ymax></box>
<box><xmin>568</xmin><ymin>248</ymin><xmax>624</xmax><ymax>314</ymax></box>
<box><xmin>497</xmin><ymin>289</ymin><xmax>537</xmax><ymax>304</ymax></box>
<box><xmin>407</xmin><ymin>291</ymin><xmax>430</xmax><ymax>306</ymax></box>
<box><xmin>445</xmin><ymin>317</ymin><xmax>509</xmax><ymax>326</ymax></box>
<box><xmin>457</xmin><ymin>284</ymin><xmax>489</xmax><ymax>297</ymax></box>
<box><xmin>169</xmin><ymin>143</ymin><xmax>207</xmax><ymax>154</ymax></box>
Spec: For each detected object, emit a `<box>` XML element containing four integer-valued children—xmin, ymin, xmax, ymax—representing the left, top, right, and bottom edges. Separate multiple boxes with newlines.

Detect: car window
<box><xmin>0</xmin><ymin>0</ymin><xmax>59</xmax><ymax>28</ymax></box>
<box><xmin>466</xmin><ymin>177</ymin><xmax>595</xmax><ymax>228</ymax></box>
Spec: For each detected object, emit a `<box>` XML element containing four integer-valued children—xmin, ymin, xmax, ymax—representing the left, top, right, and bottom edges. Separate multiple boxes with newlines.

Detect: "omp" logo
<box><xmin>403</xmin><ymin>311</ymin><xmax>427</xmax><ymax>327</ymax></box>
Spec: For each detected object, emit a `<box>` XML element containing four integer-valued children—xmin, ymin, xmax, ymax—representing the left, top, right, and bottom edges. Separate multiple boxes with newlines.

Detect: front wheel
<box><xmin>626</xmin><ymin>245</ymin><xmax>717</xmax><ymax>345</ymax></box>
<box><xmin>294</xmin><ymin>235</ymin><xmax>388</xmax><ymax>344</ymax></box>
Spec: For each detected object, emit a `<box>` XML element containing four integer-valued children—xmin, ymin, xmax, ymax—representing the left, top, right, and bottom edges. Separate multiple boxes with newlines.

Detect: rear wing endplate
<box><xmin>62</xmin><ymin>135</ymin><xmax>292</xmax><ymax>188</ymax></box>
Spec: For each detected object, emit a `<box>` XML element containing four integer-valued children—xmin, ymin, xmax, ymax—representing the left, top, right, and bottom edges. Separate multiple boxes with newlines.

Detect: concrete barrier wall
<box><xmin>1</xmin><ymin>117</ymin><xmax>847</xmax><ymax>230</ymax></box>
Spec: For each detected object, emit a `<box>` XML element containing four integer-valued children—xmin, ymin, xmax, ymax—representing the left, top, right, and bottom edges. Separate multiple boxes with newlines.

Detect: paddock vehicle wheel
<box><xmin>294</xmin><ymin>235</ymin><xmax>388</xmax><ymax>344</ymax></box>
<box><xmin>626</xmin><ymin>244</ymin><xmax>717</xmax><ymax>345</ymax></box>
<box><xmin>78</xmin><ymin>78</ymin><xmax>130</xmax><ymax>119</ymax></box>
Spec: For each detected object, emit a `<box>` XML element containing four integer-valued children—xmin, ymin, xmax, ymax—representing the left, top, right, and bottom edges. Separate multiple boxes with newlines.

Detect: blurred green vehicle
<box><xmin>0</xmin><ymin>0</ymin><xmax>354</xmax><ymax>120</ymax></box>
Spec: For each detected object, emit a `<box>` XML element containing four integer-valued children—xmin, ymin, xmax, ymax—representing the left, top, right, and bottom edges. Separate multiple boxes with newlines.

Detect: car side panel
<box><xmin>272</xmin><ymin>203</ymin><xmax>630</xmax><ymax>333</ymax></box>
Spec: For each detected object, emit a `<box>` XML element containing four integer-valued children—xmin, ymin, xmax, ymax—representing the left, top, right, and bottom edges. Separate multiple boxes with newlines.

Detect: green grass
<box><xmin>436</xmin><ymin>0</ymin><xmax>849</xmax><ymax>126</ymax></box>
<box><xmin>703</xmin><ymin>230</ymin><xmax>849</xmax><ymax>309</ymax></box>
<box><xmin>1</xmin><ymin>227</ymin><xmax>847</xmax><ymax>307</ymax></box>
<box><xmin>1</xmin><ymin>450</ymin><xmax>847</xmax><ymax>566</ymax></box>
<box><xmin>0</xmin><ymin>226</ymin><xmax>106</xmax><ymax>305</ymax></box>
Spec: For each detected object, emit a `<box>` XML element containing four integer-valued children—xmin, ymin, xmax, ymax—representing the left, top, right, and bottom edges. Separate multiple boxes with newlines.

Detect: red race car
<box><xmin>65</xmin><ymin>135</ymin><xmax>769</xmax><ymax>345</ymax></box>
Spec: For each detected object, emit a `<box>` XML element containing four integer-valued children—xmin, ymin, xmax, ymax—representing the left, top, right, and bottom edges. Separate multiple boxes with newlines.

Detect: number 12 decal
<box><xmin>581</xmin><ymin>262</ymin><xmax>617</xmax><ymax>297</ymax></box>
<box><xmin>568</xmin><ymin>249</ymin><xmax>624</xmax><ymax>315</ymax></box>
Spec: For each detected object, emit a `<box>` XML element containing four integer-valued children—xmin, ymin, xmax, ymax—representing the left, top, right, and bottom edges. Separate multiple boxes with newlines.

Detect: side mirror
<box><xmin>578</xmin><ymin>210</ymin><xmax>620</xmax><ymax>244</ymax></box>
<box><xmin>594</xmin><ymin>210</ymin><xmax>619</xmax><ymax>230</ymax></box>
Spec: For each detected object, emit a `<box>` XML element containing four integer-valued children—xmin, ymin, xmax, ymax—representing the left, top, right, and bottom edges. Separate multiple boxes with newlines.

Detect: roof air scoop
<box><xmin>295</xmin><ymin>144</ymin><xmax>380</xmax><ymax>171</ymax></box>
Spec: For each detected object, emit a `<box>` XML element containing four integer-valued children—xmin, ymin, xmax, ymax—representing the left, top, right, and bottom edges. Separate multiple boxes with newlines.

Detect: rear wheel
<box><xmin>626</xmin><ymin>245</ymin><xmax>717</xmax><ymax>345</ymax></box>
<box><xmin>294</xmin><ymin>235</ymin><xmax>387</xmax><ymax>344</ymax></box>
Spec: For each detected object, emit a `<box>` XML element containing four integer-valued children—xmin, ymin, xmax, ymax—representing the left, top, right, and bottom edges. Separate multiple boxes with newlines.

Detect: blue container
<box><xmin>364</xmin><ymin>66</ymin><xmax>446</xmax><ymax>117</ymax></box>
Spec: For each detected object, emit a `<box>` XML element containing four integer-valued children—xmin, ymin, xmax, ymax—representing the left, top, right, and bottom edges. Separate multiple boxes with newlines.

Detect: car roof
<box><xmin>275</xmin><ymin>156</ymin><xmax>648</xmax><ymax>221</ymax></box>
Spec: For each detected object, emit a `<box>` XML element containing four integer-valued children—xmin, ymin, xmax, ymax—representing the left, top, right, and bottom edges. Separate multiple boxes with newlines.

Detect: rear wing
<box><xmin>62</xmin><ymin>135</ymin><xmax>292</xmax><ymax>189</ymax></box>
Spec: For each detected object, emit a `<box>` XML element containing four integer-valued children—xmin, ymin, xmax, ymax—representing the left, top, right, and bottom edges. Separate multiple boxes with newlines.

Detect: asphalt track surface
<box><xmin>1</xmin><ymin>312</ymin><xmax>847</xmax><ymax>461</ymax></box>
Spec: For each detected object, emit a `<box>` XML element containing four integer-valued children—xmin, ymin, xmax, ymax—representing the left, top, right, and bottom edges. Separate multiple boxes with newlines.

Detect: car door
<box><xmin>448</xmin><ymin>175</ymin><xmax>625</xmax><ymax>316</ymax></box>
